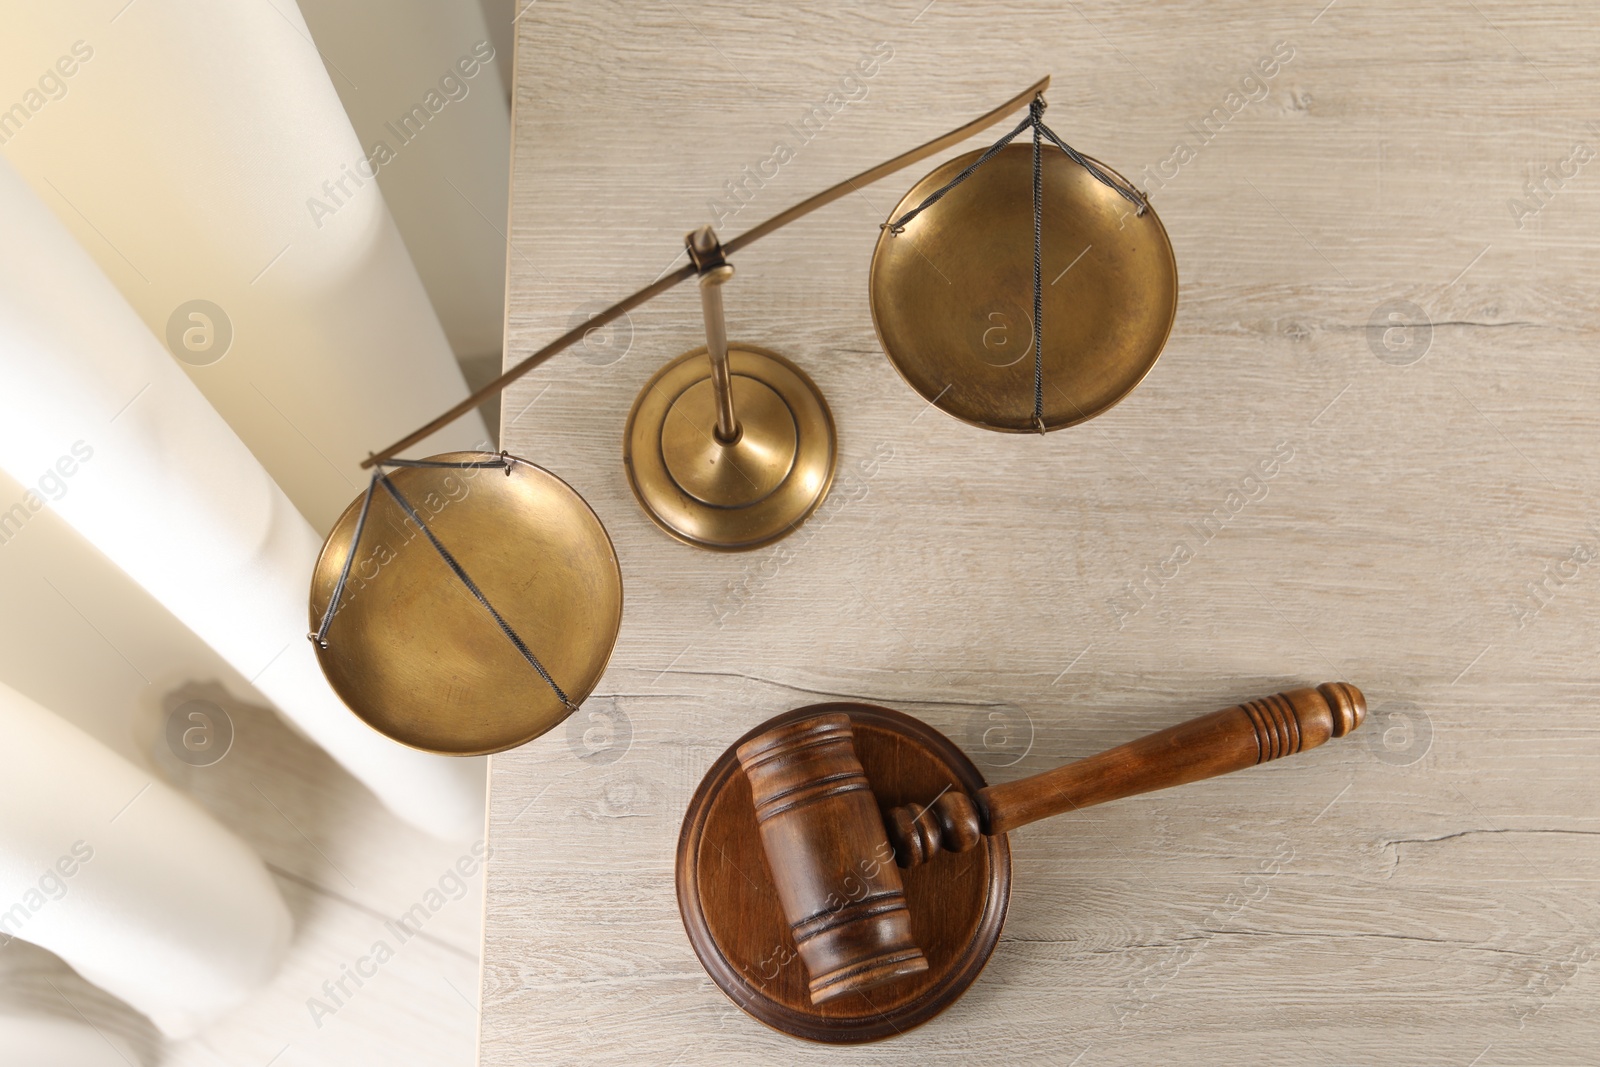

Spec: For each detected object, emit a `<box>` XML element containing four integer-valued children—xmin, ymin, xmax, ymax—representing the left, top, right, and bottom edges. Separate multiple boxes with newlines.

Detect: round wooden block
<box><xmin>677</xmin><ymin>703</ymin><xmax>1011</xmax><ymax>1043</ymax></box>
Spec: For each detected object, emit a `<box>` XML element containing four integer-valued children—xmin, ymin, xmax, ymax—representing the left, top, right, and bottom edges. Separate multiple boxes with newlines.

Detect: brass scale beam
<box><xmin>361</xmin><ymin>75</ymin><xmax>1051</xmax><ymax>469</ymax></box>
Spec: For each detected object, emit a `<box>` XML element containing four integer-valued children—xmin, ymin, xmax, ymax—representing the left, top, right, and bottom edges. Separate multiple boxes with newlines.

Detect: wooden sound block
<box><xmin>677</xmin><ymin>703</ymin><xmax>1011</xmax><ymax>1043</ymax></box>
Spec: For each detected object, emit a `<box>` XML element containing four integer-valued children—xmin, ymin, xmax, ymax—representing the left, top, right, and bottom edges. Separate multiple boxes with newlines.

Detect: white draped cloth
<box><xmin>0</xmin><ymin>0</ymin><xmax>509</xmax><ymax>1048</ymax></box>
<box><xmin>0</xmin><ymin>158</ymin><xmax>486</xmax><ymax>840</ymax></box>
<box><xmin>0</xmin><ymin>679</ymin><xmax>290</xmax><ymax>1039</ymax></box>
<box><xmin>0</xmin><ymin>0</ymin><xmax>493</xmax><ymax>531</ymax></box>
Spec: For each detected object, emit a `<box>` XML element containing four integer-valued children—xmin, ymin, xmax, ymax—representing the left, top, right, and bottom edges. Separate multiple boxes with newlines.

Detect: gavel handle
<box><xmin>886</xmin><ymin>683</ymin><xmax>1365</xmax><ymax>867</ymax></box>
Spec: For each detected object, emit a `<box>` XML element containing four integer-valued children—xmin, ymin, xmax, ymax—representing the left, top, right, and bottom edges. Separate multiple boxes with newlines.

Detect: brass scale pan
<box><xmin>309</xmin><ymin>454</ymin><xmax>622</xmax><ymax>756</ymax></box>
<box><xmin>309</xmin><ymin>77</ymin><xmax>1176</xmax><ymax>755</ymax></box>
<box><xmin>871</xmin><ymin>143</ymin><xmax>1176</xmax><ymax>433</ymax></box>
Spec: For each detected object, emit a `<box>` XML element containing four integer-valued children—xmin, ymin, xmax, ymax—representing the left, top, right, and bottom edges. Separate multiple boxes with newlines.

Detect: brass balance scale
<box><xmin>306</xmin><ymin>76</ymin><xmax>1175</xmax><ymax>756</ymax></box>
<box><xmin>298</xmin><ymin>77</ymin><xmax>1350</xmax><ymax>1043</ymax></box>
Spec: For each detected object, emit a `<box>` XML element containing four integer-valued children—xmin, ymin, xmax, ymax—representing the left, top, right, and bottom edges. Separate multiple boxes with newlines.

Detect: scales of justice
<box><xmin>301</xmin><ymin>77</ymin><xmax>1366</xmax><ymax>1041</ymax></box>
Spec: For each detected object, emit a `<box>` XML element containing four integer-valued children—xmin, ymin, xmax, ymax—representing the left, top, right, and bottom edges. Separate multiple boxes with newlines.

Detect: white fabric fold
<box><xmin>0</xmin><ymin>157</ymin><xmax>486</xmax><ymax>840</ymax></box>
<box><xmin>0</xmin><ymin>0</ymin><xmax>491</xmax><ymax>532</ymax></box>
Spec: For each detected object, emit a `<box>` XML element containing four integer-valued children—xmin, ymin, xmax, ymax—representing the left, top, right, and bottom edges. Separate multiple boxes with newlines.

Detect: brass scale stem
<box><xmin>361</xmin><ymin>75</ymin><xmax>1052</xmax><ymax>469</ymax></box>
<box><xmin>689</xmin><ymin>226</ymin><xmax>741</xmax><ymax>444</ymax></box>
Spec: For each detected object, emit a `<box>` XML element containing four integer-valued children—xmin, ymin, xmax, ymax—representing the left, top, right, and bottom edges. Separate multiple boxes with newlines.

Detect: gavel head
<box><xmin>736</xmin><ymin>713</ymin><xmax>930</xmax><ymax>1004</ymax></box>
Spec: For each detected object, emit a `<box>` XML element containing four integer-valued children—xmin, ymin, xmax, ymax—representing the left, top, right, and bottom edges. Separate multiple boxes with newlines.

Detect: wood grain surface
<box><xmin>483</xmin><ymin>2</ymin><xmax>1600</xmax><ymax>1063</ymax></box>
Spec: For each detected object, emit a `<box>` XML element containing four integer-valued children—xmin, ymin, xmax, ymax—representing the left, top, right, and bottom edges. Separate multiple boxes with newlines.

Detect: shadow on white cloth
<box><xmin>0</xmin><ymin>680</ymin><xmax>290</xmax><ymax>1040</ymax></box>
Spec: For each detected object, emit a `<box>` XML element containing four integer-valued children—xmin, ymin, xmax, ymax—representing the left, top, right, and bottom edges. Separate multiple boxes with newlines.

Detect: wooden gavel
<box><xmin>735</xmin><ymin>682</ymin><xmax>1365</xmax><ymax>1005</ymax></box>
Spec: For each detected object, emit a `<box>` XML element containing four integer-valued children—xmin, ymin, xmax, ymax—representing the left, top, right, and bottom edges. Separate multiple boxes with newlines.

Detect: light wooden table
<box><xmin>483</xmin><ymin>2</ymin><xmax>1600</xmax><ymax>1063</ymax></box>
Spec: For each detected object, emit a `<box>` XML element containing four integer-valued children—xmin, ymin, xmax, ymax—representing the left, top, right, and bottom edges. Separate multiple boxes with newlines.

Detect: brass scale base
<box><xmin>625</xmin><ymin>345</ymin><xmax>835</xmax><ymax>552</ymax></box>
<box><xmin>678</xmin><ymin>703</ymin><xmax>1012</xmax><ymax>1043</ymax></box>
